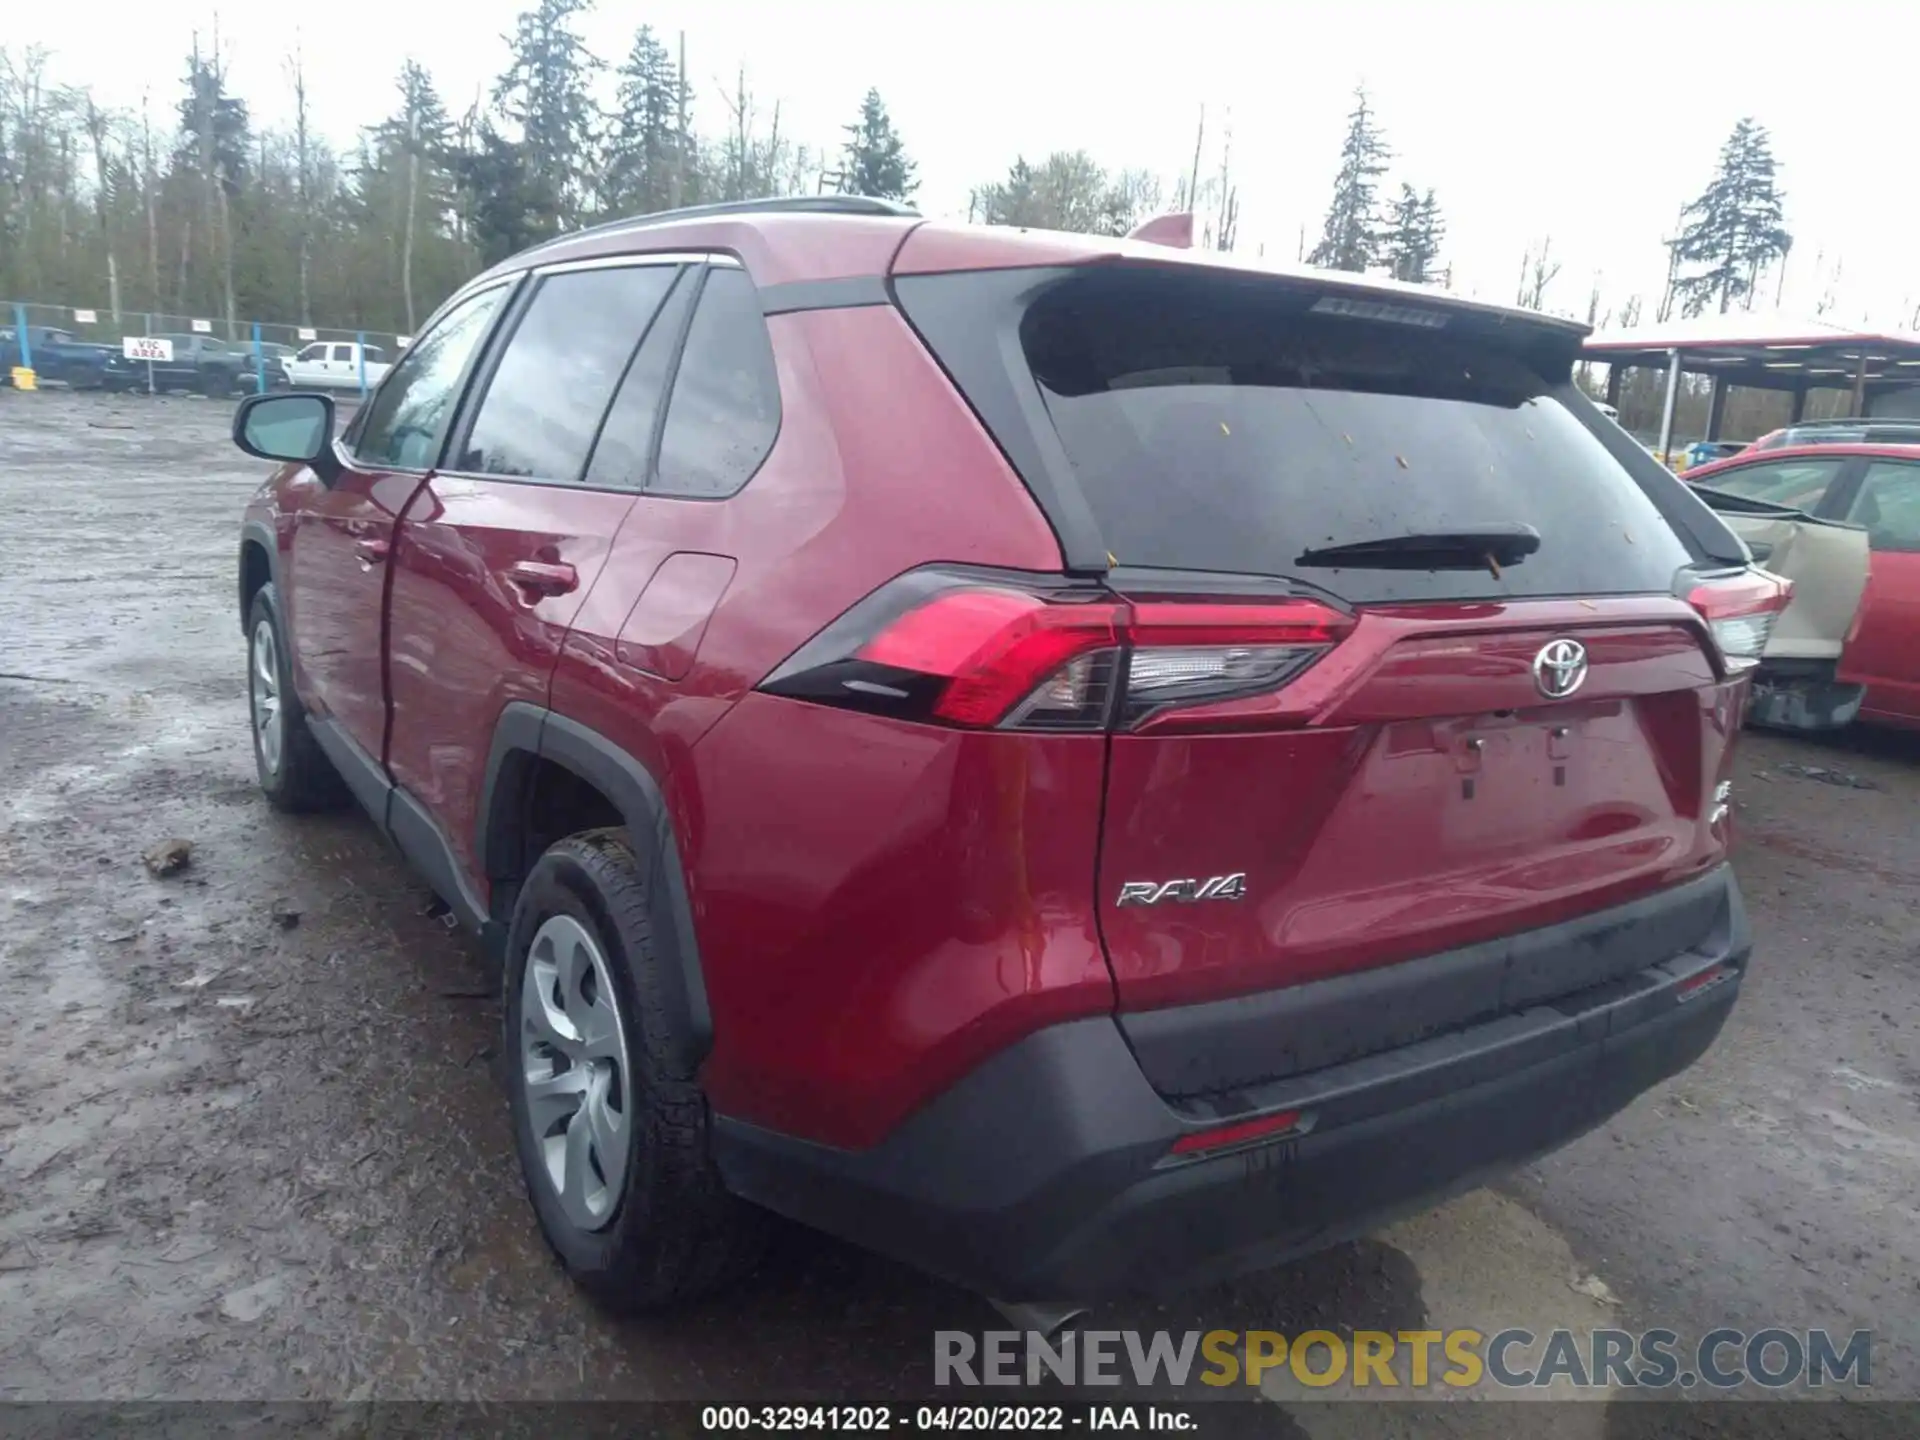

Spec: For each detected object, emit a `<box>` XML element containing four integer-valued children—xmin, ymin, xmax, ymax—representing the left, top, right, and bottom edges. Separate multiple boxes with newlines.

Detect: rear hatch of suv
<box><xmin>892</xmin><ymin>249</ymin><xmax>1777</xmax><ymax>1096</ymax></box>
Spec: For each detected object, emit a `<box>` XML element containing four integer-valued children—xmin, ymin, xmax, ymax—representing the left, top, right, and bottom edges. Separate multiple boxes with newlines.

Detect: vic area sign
<box><xmin>123</xmin><ymin>336</ymin><xmax>174</xmax><ymax>362</ymax></box>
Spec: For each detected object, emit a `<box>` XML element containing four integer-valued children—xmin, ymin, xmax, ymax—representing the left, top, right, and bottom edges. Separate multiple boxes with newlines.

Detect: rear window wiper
<box><xmin>1295</xmin><ymin>523</ymin><xmax>1541</xmax><ymax>572</ymax></box>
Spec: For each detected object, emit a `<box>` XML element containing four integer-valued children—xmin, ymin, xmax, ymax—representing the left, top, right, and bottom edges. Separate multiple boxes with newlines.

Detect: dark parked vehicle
<box><xmin>229</xmin><ymin>195</ymin><xmax>1779</xmax><ymax>1311</ymax></box>
<box><xmin>0</xmin><ymin>326</ymin><xmax>140</xmax><ymax>389</ymax></box>
<box><xmin>138</xmin><ymin>333</ymin><xmax>254</xmax><ymax>396</ymax></box>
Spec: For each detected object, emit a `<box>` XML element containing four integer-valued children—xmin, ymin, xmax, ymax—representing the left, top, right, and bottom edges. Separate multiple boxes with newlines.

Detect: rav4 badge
<box><xmin>1116</xmin><ymin>874</ymin><xmax>1249</xmax><ymax>907</ymax></box>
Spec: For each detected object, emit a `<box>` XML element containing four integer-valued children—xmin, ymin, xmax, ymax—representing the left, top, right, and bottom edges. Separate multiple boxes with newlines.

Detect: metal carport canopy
<box><xmin>1581</xmin><ymin>315</ymin><xmax>1920</xmax><ymax>457</ymax></box>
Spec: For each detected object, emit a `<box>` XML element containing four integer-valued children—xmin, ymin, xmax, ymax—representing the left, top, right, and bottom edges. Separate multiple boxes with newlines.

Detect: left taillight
<box><xmin>758</xmin><ymin>568</ymin><xmax>1352</xmax><ymax>733</ymax></box>
<box><xmin>1687</xmin><ymin>568</ymin><xmax>1793</xmax><ymax>674</ymax></box>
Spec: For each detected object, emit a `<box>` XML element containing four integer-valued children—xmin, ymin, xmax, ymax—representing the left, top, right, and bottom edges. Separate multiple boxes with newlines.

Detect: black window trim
<box><xmin>436</xmin><ymin>253</ymin><xmax>700</xmax><ymax>493</ymax></box>
<box><xmin>338</xmin><ymin>274</ymin><xmax>523</xmax><ymax>475</ymax></box>
<box><xmin>643</xmin><ymin>262</ymin><xmax>786</xmax><ymax>504</ymax></box>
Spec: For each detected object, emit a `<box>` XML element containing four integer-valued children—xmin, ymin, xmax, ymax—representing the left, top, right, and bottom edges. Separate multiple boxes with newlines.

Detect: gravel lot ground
<box><xmin>2</xmin><ymin>389</ymin><xmax>1916</xmax><ymax>1434</ymax></box>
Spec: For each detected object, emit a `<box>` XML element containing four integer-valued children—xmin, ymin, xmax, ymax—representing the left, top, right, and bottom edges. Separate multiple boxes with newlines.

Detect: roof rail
<box><xmin>526</xmin><ymin>194</ymin><xmax>922</xmax><ymax>256</ymax></box>
<box><xmin>1790</xmin><ymin>415</ymin><xmax>1920</xmax><ymax>429</ymax></box>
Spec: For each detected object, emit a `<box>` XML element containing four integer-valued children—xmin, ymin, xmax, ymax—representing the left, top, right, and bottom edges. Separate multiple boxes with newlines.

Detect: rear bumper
<box><xmin>1750</xmin><ymin>663</ymin><xmax>1865</xmax><ymax>731</ymax></box>
<box><xmin>714</xmin><ymin>867</ymin><xmax>1749</xmax><ymax>1301</ymax></box>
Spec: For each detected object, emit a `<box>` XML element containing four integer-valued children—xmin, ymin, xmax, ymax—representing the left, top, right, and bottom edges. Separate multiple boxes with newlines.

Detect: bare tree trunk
<box><xmin>217</xmin><ymin>183</ymin><xmax>237</xmax><ymax>338</ymax></box>
<box><xmin>402</xmin><ymin>106</ymin><xmax>420</xmax><ymax>331</ymax></box>
<box><xmin>669</xmin><ymin>32</ymin><xmax>688</xmax><ymax>208</ymax></box>
<box><xmin>177</xmin><ymin>214</ymin><xmax>192</xmax><ymax>309</ymax></box>
<box><xmin>207</xmin><ymin>19</ymin><xmax>238</xmax><ymax>338</ymax></box>
<box><xmin>83</xmin><ymin>99</ymin><xmax>122</xmax><ymax>320</ymax></box>
<box><xmin>1213</xmin><ymin>112</ymin><xmax>1234</xmax><ymax>250</ymax></box>
<box><xmin>733</xmin><ymin>68</ymin><xmax>749</xmax><ymax>200</ymax></box>
<box><xmin>1185</xmin><ymin>105</ymin><xmax>1205</xmax><ymax>212</ymax></box>
<box><xmin>290</xmin><ymin>40</ymin><xmax>313</xmax><ymax>325</ymax></box>
<box><xmin>766</xmin><ymin>100</ymin><xmax>782</xmax><ymax>197</ymax></box>
<box><xmin>142</xmin><ymin>95</ymin><xmax>160</xmax><ymax>309</ymax></box>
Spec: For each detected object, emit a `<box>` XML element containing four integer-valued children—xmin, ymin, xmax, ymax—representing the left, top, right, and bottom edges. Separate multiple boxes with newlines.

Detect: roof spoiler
<box><xmin>1126</xmin><ymin>212</ymin><xmax>1194</xmax><ymax>249</ymax></box>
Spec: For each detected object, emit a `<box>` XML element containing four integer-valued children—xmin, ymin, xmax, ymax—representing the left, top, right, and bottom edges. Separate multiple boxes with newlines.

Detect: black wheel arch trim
<box><xmin>480</xmin><ymin>703</ymin><xmax>712</xmax><ymax>1076</ymax></box>
<box><xmin>238</xmin><ymin>519</ymin><xmax>281</xmax><ymax>633</ymax></box>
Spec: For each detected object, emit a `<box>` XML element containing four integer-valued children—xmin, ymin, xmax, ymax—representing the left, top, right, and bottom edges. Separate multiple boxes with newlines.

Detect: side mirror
<box><xmin>233</xmin><ymin>392</ymin><xmax>339</xmax><ymax>482</ymax></box>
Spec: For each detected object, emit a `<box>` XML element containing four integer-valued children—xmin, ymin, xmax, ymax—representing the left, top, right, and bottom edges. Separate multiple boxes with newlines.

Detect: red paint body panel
<box><xmin>1097</xmin><ymin>598</ymin><xmax>1743</xmax><ymax>1009</ymax></box>
<box><xmin>616</xmin><ymin>553</ymin><xmax>737</xmax><ymax>681</ymax></box>
<box><xmin>386</xmin><ymin>476</ymin><xmax>634</xmax><ymax>881</ymax></box>
<box><xmin>279</xmin><ymin>459</ymin><xmax>424</xmax><ymax>756</ymax></box>
<box><xmin>1842</xmin><ymin>552</ymin><xmax>1920</xmax><ymax>725</ymax></box>
<box><xmin>682</xmin><ymin>694</ymin><xmax>1114</xmax><ymax>1150</ymax></box>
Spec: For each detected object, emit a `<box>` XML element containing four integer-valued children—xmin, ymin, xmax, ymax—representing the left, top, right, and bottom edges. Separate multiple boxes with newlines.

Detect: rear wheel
<box><xmin>200</xmin><ymin>368</ymin><xmax>233</xmax><ymax>398</ymax></box>
<box><xmin>246</xmin><ymin>584</ymin><xmax>344</xmax><ymax>812</ymax></box>
<box><xmin>504</xmin><ymin>829</ymin><xmax>765</xmax><ymax>1313</ymax></box>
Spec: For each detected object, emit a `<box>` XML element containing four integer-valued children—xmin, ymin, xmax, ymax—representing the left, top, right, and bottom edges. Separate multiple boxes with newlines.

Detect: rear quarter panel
<box><xmin>546</xmin><ymin>303</ymin><xmax>1070</xmax><ymax>1144</ymax></box>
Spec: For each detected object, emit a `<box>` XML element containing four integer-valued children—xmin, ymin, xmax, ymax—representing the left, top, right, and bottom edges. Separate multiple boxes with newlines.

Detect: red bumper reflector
<box><xmin>1675</xmin><ymin>964</ymin><xmax>1737</xmax><ymax>1003</ymax></box>
<box><xmin>1169</xmin><ymin>1108</ymin><xmax>1306</xmax><ymax>1157</ymax></box>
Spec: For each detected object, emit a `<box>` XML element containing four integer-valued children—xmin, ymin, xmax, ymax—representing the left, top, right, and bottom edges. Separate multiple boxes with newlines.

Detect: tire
<box><xmin>201</xmin><ymin>368</ymin><xmax>234</xmax><ymax>398</ymax></box>
<box><xmin>504</xmin><ymin>828</ymin><xmax>765</xmax><ymax>1313</ymax></box>
<box><xmin>245</xmin><ymin>584</ymin><xmax>345</xmax><ymax>812</ymax></box>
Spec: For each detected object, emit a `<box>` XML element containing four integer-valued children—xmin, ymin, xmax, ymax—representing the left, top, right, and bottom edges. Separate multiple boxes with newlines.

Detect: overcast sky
<box><xmin>15</xmin><ymin>0</ymin><xmax>1917</xmax><ymax>328</ymax></box>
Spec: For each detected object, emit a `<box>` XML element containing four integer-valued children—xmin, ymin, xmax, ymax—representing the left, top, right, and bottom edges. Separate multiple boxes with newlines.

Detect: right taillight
<box><xmin>1687</xmin><ymin>569</ymin><xmax>1793</xmax><ymax>674</ymax></box>
<box><xmin>758</xmin><ymin>568</ymin><xmax>1352</xmax><ymax>733</ymax></box>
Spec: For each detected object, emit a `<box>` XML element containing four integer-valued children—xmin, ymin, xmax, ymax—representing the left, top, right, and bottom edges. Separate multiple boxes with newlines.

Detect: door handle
<box><xmin>353</xmin><ymin>538</ymin><xmax>390</xmax><ymax>567</ymax></box>
<box><xmin>506</xmin><ymin>560</ymin><xmax>579</xmax><ymax>600</ymax></box>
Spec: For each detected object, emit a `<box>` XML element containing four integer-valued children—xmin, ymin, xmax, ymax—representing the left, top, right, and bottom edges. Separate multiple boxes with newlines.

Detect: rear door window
<box><xmin>1694</xmin><ymin>457</ymin><xmax>1845</xmax><ymax>511</ymax></box>
<box><xmin>453</xmin><ymin>262</ymin><xmax>676</xmax><ymax>483</ymax></box>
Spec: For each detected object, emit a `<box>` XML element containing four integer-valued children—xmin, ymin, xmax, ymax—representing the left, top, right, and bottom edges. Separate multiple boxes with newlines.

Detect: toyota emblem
<box><xmin>1533</xmin><ymin>639</ymin><xmax>1588</xmax><ymax>699</ymax></box>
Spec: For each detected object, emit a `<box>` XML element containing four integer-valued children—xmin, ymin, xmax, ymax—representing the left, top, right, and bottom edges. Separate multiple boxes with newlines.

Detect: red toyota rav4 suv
<box><xmin>231</xmin><ymin>196</ymin><xmax>1776</xmax><ymax>1311</ymax></box>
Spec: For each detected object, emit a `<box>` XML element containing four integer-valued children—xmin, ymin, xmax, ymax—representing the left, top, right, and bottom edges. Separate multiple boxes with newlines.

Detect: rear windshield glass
<box><xmin>1020</xmin><ymin>273</ymin><xmax>1693</xmax><ymax>603</ymax></box>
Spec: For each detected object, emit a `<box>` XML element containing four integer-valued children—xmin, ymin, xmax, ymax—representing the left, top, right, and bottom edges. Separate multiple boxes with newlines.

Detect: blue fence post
<box><xmin>357</xmin><ymin>331</ymin><xmax>367</xmax><ymax>397</ymax></box>
<box><xmin>13</xmin><ymin>303</ymin><xmax>31</xmax><ymax>374</ymax></box>
<box><xmin>252</xmin><ymin>322</ymin><xmax>264</xmax><ymax>394</ymax></box>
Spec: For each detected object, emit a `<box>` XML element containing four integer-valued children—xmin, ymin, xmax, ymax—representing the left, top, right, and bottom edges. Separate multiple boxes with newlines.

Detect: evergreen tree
<box><xmin>1672</xmin><ymin>118</ymin><xmax>1791</xmax><ymax>316</ymax></box>
<box><xmin>1309</xmin><ymin>87</ymin><xmax>1389</xmax><ymax>273</ymax></box>
<box><xmin>492</xmin><ymin>0</ymin><xmax>600</xmax><ymax>232</ymax></box>
<box><xmin>1383</xmin><ymin>183</ymin><xmax>1444</xmax><ymax>283</ymax></box>
<box><xmin>176</xmin><ymin>45</ymin><xmax>251</xmax><ymax>198</ymax></box>
<box><xmin>838</xmin><ymin>88</ymin><xmax>915</xmax><ymax>201</ymax></box>
<box><xmin>177</xmin><ymin>37</ymin><xmax>251</xmax><ymax>331</ymax></box>
<box><xmin>367</xmin><ymin>61</ymin><xmax>452</xmax><ymax>330</ymax></box>
<box><xmin>601</xmin><ymin>25</ymin><xmax>686</xmax><ymax>216</ymax></box>
<box><xmin>453</xmin><ymin>120</ymin><xmax>546</xmax><ymax>265</ymax></box>
<box><xmin>971</xmin><ymin>152</ymin><xmax>1148</xmax><ymax>236</ymax></box>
